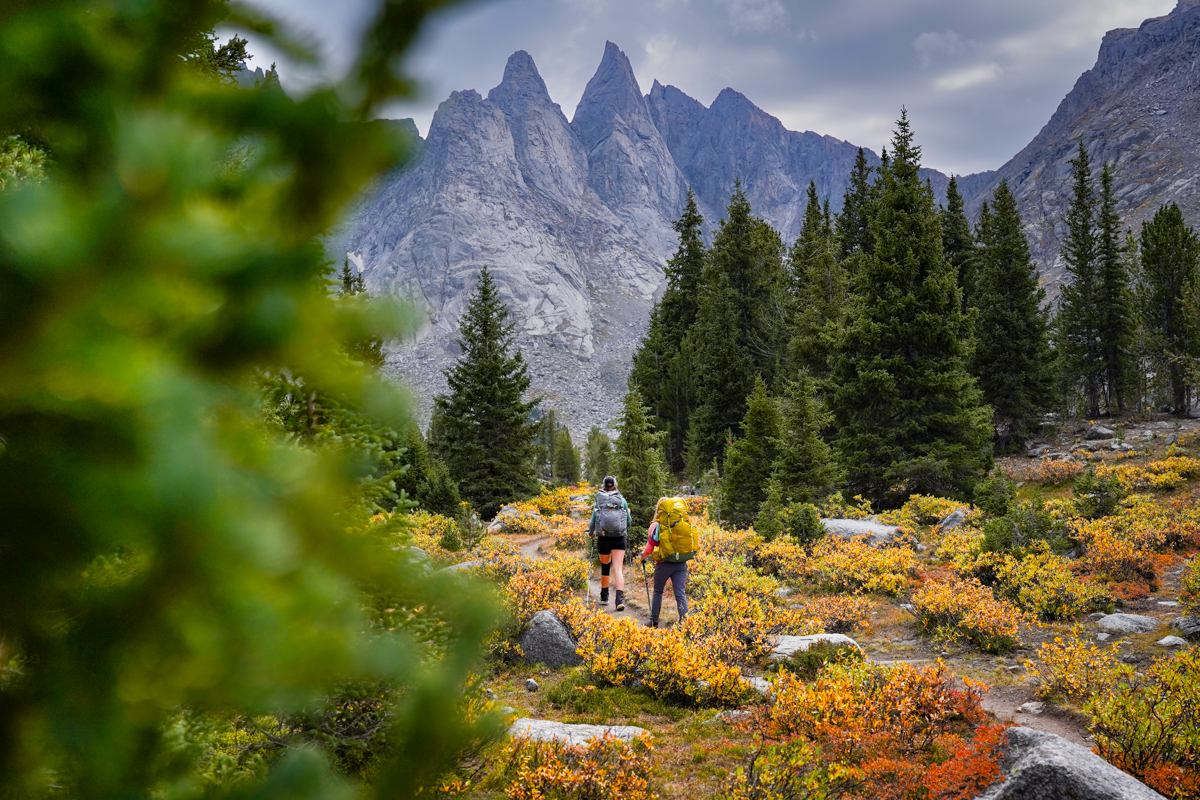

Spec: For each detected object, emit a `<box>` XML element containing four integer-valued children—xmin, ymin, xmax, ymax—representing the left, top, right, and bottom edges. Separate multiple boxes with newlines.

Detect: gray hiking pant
<box><xmin>650</xmin><ymin>560</ymin><xmax>688</xmax><ymax>626</ymax></box>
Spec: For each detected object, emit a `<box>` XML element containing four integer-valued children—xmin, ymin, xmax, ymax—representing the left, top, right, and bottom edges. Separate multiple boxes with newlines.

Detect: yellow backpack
<box><xmin>654</xmin><ymin>498</ymin><xmax>699</xmax><ymax>563</ymax></box>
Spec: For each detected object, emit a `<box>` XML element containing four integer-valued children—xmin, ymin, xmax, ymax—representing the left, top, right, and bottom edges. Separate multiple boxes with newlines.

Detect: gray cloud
<box><xmin>236</xmin><ymin>0</ymin><xmax>1175</xmax><ymax>175</ymax></box>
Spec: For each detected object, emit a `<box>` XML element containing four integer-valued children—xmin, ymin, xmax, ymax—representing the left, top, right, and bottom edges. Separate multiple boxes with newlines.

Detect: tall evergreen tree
<box><xmin>972</xmin><ymin>180</ymin><xmax>1053</xmax><ymax>452</ymax></box>
<box><xmin>770</xmin><ymin>371</ymin><xmax>844</xmax><ymax>503</ymax></box>
<box><xmin>1096</xmin><ymin>162</ymin><xmax>1136</xmax><ymax>413</ymax></box>
<box><xmin>837</xmin><ymin>148</ymin><xmax>874</xmax><ymax>260</ymax></box>
<box><xmin>688</xmin><ymin>184</ymin><xmax>789</xmax><ymax>466</ymax></box>
<box><xmin>1057</xmin><ymin>141</ymin><xmax>1105</xmax><ymax>418</ymax></box>
<box><xmin>829</xmin><ymin>111</ymin><xmax>993</xmax><ymax>505</ymax></box>
<box><xmin>435</xmin><ymin>267</ymin><xmax>539</xmax><ymax>518</ymax></box>
<box><xmin>719</xmin><ymin>377</ymin><xmax>782</xmax><ymax>527</ymax></box>
<box><xmin>1140</xmin><ymin>203</ymin><xmax>1200</xmax><ymax>413</ymax></box>
<box><xmin>337</xmin><ymin>258</ymin><xmax>386</xmax><ymax>369</ymax></box>
<box><xmin>941</xmin><ymin>176</ymin><xmax>977</xmax><ymax>315</ymax></box>
<box><xmin>612</xmin><ymin>387</ymin><xmax>670</xmax><ymax>536</ymax></box>
<box><xmin>584</xmin><ymin>426</ymin><xmax>613</xmax><ymax>485</ymax></box>
<box><xmin>630</xmin><ymin>191</ymin><xmax>707</xmax><ymax>469</ymax></box>
<box><xmin>788</xmin><ymin>182</ymin><xmax>848</xmax><ymax>379</ymax></box>
<box><xmin>552</xmin><ymin>427</ymin><xmax>581</xmax><ymax>486</ymax></box>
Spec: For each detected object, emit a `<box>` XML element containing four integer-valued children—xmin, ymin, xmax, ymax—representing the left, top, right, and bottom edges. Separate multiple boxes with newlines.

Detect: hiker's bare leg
<box><xmin>598</xmin><ymin>553</ymin><xmax>610</xmax><ymax>590</ymax></box>
<box><xmin>612</xmin><ymin>549</ymin><xmax>625</xmax><ymax>591</ymax></box>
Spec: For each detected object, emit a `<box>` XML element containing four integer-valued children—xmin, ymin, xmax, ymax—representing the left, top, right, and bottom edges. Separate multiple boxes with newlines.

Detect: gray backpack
<box><xmin>595</xmin><ymin>490</ymin><xmax>627</xmax><ymax>536</ymax></box>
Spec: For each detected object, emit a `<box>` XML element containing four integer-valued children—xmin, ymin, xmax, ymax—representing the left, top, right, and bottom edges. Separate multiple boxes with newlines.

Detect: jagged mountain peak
<box><xmin>489</xmin><ymin>50</ymin><xmax>551</xmax><ymax>104</ymax></box>
<box><xmin>572</xmin><ymin>42</ymin><xmax>646</xmax><ymax>133</ymax></box>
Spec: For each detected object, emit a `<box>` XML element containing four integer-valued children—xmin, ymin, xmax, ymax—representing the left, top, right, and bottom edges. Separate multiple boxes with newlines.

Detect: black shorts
<box><xmin>597</xmin><ymin>535</ymin><xmax>627</xmax><ymax>555</ymax></box>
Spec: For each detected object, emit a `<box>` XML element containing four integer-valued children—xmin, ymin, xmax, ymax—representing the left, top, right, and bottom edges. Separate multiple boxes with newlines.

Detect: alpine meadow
<box><xmin>9</xmin><ymin>2</ymin><xmax>1200</xmax><ymax>800</ymax></box>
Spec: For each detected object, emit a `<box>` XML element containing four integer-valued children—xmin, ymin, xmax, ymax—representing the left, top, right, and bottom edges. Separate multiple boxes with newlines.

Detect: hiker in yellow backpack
<box><xmin>639</xmin><ymin>497</ymin><xmax>699</xmax><ymax>628</ymax></box>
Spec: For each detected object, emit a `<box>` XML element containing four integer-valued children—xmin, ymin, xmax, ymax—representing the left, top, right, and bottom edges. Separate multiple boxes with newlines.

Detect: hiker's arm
<box><xmin>641</xmin><ymin>523</ymin><xmax>658</xmax><ymax>560</ymax></box>
<box><xmin>623</xmin><ymin>499</ymin><xmax>632</xmax><ymax>527</ymax></box>
<box><xmin>587</xmin><ymin>507</ymin><xmax>597</xmax><ymax>536</ymax></box>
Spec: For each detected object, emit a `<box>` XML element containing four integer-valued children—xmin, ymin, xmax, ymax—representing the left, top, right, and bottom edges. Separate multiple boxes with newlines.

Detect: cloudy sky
<box><xmin>237</xmin><ymin>0</ymin><xmax>1175</xmax><ymax>176</ymax></box>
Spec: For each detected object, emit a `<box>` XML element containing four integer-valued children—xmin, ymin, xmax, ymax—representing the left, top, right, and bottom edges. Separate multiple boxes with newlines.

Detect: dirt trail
<box><xmin>980</xmin><ymin>686</ymin><xmax>1094</xmax><ymax>747</ymax></box>
<box><xmin>521</xmin><ymin>535</ymin><xmax>665</xmax><ymax>626</ymax></box>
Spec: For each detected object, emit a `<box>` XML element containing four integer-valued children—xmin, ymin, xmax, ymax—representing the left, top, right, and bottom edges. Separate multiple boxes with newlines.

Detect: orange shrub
<box><xmin>911</xmin><ymin>578</ymin><xmax>1022</xmax><ymax>653</ymax></box>
<box><xmin>796</xmin><ymin>595</ymin><xmax>874</xmax><ymax>633</ymax></box>
<box><xmin>1001</xmin><ymin>459</ymin><xmax>1086</xmax><ymax>485</ymax></box>
<box><xmin>487</xmin><ymin>734</ymin><xmax>658</xmax><ymax>800</ymax></box>
<box><xmin>722</xmin><ymin>660</ymin><xmax>1002</xmax><ymax>800</ymax></box>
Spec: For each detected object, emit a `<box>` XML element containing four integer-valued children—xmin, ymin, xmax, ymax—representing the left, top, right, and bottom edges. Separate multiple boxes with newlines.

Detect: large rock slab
<box><xmin>1172</xmin><ymin>616</ymin><xmax>1200</xmax><ymax>639</ymax></box>
<box><xmin>1085</xmin><ymin>424</ymin><xmax>1115</xmax><ymax>441</ymax></box>
<box><xmin>975</xmin><ymin>726</ymin><xmax>1166</xmax><ymax>799</ymax></box>
<box><xmin>769</xmin><ymin>634</ymin><xmax>860</xmax><ymax>661</ymax></box>
<box><xmin>935</xmin><ymin>508</ymin><xmax>970</xmax><ymax>533</ymax></box>
<box><xmin>820</xmin><ymin>519</ymin><xmax>906</xmax><ymax>548</ymax></box>
<box><xmin>1096</xmin><ymin>613</ymin><xmax>1162</xmax><ymax>634</ymax></box>
<box><xmin>519</xmin><ymin>610</ymin><xmax>583</xmax><ymax>668</ymax></box>
<box><xmin>508</xmin><ymin>718</ymin><xmax>649</xmax><ymax>746</ymax></box>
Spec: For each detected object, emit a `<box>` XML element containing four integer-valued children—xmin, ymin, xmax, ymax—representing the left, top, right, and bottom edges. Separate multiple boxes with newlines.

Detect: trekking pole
<box><xmin>586</xmin><ymin>534</ymin><xmax>596</xmax><ymax>605</ymax></box>
<box><xmin>640</xmin><ymin>559</ymin><xmax>652</xmax><ymax>611</ymax></box>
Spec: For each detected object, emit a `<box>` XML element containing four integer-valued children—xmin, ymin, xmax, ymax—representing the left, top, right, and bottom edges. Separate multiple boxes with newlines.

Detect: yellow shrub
<box><xmin>795</xmin><ymin>595</ymin><xmax>874</xmax><ymax>633</ymax></box>
<box><xmin>936</xmin><ymin>526</ymin><xmax>985</xmax><ymax>576</ymax></box>
<box><xmin>486</xmin><ymin>734</ymin><xmax>658</xmax><ymax>800</ymax></box>
<box><xmin>529</xmin><ymin>483</ymin><xmax>592</xmax><ymax>517</ymax></box>
<box><xmin>497</xmin><ymin>504</ymin><xmax>553</xmax><ymax>536</ymax></box>
<box><xmin>1026</xmin><ymin>630</ymin><xmax>1128</xmax><ymax>704</ymax></box>
<box><xmin>911</xmin><ymin>578</ymin><xmax>1022</xmax><ymax>653</ymax></box>
<box><xmin>809</xmin><ymin>538</ymin><xmax>917</xmax><ymax>595</ymax></box>
<box><xmin>990</xmin><ymin>544</ymin><xmax>1112</xmax><ymax>620</ymax></box>
<box><xmin>748</xmin><ymin>538</ymin><xmax>809</xmax><ymax>585</ymax></box>
<box><xmin>879</xmin><ymin>495</ymin><xmax>976</xmax><ymax>531</ymax></box>
<box><xmin>1096</xmin><ymin>456</ymin><xmax>1200</xmax><ymax>493</ymax></box>
<box><xmin>697</xmin><ymin>524</ymin><xmax>760</xmax><ymax>561</ymax></box>
<box><xmin>548</xmin><ymin>516</ymin><xmax>590</xmax><ymax>550</ymax></box>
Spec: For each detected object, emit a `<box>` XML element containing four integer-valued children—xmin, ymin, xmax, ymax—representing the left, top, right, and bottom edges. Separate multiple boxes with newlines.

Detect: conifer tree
<box><xmin>612</xmin><ymin>387</ymin><xmax>670</xmax><ymax>537</ymax></box>
<box><xmin>435</xmin><ymin>267</ymin><xmax>539</xmax><ymax>518</ymax></box>
<box><xmin>1096</xmin><ymin>162</ymin><xmax>1136</xmax><ymax>413</ymax></box>
<box><xmin>688</xmin><ymin>185</ymin><xmax>788</xmax><ymax>465</ymax></box>
<box><xmin>720</xmin><ymin>376</ymin><xmax>782</xmax><ymax>527</ymax></box>
<box><xmin>770</xmin><ymin>370</ymin><xmax>844</xmax><ymax>503</ymax></box>
<box><xmin>972</xmin><ymin>180</ymin><xmax>1053</xmax><ymax>451</ymax></box>
<box><xmin>552</xmin><ymin>427</ymin><xmax>581</xmax><ymax>485</ymax></box>
<box><xmin>788</xmin><ymin>182</ymin><xmax>848</xmax><ymax>379</ymax></box>
<box><xmin>837</xmin><ymin>148</ymin><xmax>874</xmax><ymax>260</ymax></box>
<box><xmin>1057</xmin><ymin>142</ymin><xmax>1104</xmax><ymax>418</ymax></box>
<box><xmin>584</xmin><ymin>426</ymin><xmax>613</xmax><ymax>485</ymax></box>
<box><xmin>830</xmin><ymin>111</ymin><xmax>992</xmax><ymax>505</ymax></box>
<box><xmin>337</xmin><ymin>258</ymin><xmax>385</xmax><ymax>369</ymax></box>
<box><xmin>941</xmin><ymin>176</ymin><xmax>977</xmax><ymax>314</ymax></box>
<box><xmin>1140</xmin><ymin>203</ymin><xmax>1200</xmax><ymax>413</ymax></box>
<box><xmin>630</xmin><ymin>191</ymin><xmax>706</xmax><ymax>469</ymax></box>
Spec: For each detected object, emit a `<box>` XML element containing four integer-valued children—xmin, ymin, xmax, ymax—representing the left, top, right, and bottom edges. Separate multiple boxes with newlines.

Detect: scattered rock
<box><xmin>1087</xmin><ymin>612</ymin><xmax>1108</xmax><ymax>622</ymax></box>
<box><xmin>1004</xmin><ymin>665</ymin><xmax>1023</xmax><ymax>674</ymax></box>
<box><xmin>1156</xmin><ymin>635</ymin><xmax>1189</xmax><ymax>648</ymax></box>
<box><xmin>1096</xmin><ymin>633</ymin><xmax>1111</xmax><ymax>642</ymax></box>
<box><xmin>485</xmin><ymin>688</ymin><xmax>497</xmax><ymax>700</ymax></box>
<box><xmin>1172</xmin><ymin>617</ymin><xmax>1200</xmax><ymax>638</ymax></box>
<box><xmin>1016</xmin><ymin>701</ymin><xmax>1044</xmax><ymax>715</ymax></box>
<box><xmin>769</xmin><ymin>634</ymin><xmax>861</xmax><ymax>661</ymax></box>
<box><xmin>1110</xmin><ymin>441</ymin><xmax>1133</xmax><ymax>452</ymax></box>
<box><xmin>1026</xmin><ymin>445</ymin><xmax>1051</xmax><ymax>458</ymax></box>
<box><xmin>442</xmin><ymin>559</ymin><xmax>483</xmax><ymax>572</ymax></box>
<box><xmin>1166</xmin><ymin>434</ymin><xmax>1179</xmax><ymax>446</ymax></box>
<box><xmin>499</xmin><ymin>706</ymin><xmax>516</xmax><ymax>714</ymax></box>
<box><xmin>935</xmin><ymin>508</ymin><xmax>970</xmax><ymax>532</ymax></box>
<box><xmin>1096</xmin><ymin>613</ymin><xmax>1162</xmax><ymax>634</ymax></box>
<box><xmin>508</xmin><ymin>718</ymin><xmax>648</xmax><ymax>745</ymax></box>
<box><xmin>899</xmin><ymin>603</ymin><xmax>916</xmax><ymax>613</ymax></box>
<box><xmin>976</xmin><ymin>727</ymin><xmax>1166</xmax><ymax>799</ymax></box>
<box><xmin>775</xmin><ymin>587</ymin><xmax>798</xmax><ymax>599</ymax></box>
<box><xmin>524</xmin><ymin>678</ymin><xmax>540</xmax><ymax>692</ymax></box>
<box><xmin>1085</xmin><ymin>424</ymin><xmax>1115</xmax><ymax>441</ymax></box>
<box><xmin>519</xmin><ymin>610</ymin><xmax>584</xmax><ymax>668</ymax></box>
<box><xmin>569</xmin><ymin>494</ymin><xmax>591</xmax><ymax>505</ymax></box>
<box><xmin>1157</xmin><ymin>600</ymin><xmax>1180</xmax><ymax>607</ymax></box>
<box><xmin>741</xmin><ymin>676</ymin><xmax>773</xmax><ymax>695</ymax></box>
<box><xmin>820</xmin><ymin>519</ymin><xmax>908</xmax><ymax>548</ymax></box>
<box><xmin>704</xmin><ymin>709</ymin><xmax>751</xmax><ymax>725</ymax></box>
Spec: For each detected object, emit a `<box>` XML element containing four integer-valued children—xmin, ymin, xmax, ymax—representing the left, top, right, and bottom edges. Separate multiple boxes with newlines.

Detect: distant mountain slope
<box><xmin>340</xmin><ymin>3</ymin><xmax>1200</xmax><ymax>433</ymax></box>
<box><xmin>959</xmin><ymin>0</ymin><xmax>1200</xmax><ymax>295</ymax></box>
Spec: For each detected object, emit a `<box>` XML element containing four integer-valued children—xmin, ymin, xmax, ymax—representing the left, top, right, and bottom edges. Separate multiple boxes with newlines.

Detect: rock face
<box><xmin>769</xmin><ymin>633</ymin><xmax>861</xmax><ymax>661</ymax></box>
<box><xmin>340</xmin><ymin>4</ymin><xmax>1200</xmax><ymax>432</ymax></box>
<box><xmin>518</xmin><ymin>610</ymin><xmax>584</xmax><ymax>668</ymax></box>
<box><xmin>820</xmin><ymin>519</ymin><xmax>907</xmax><ymax>548</ymax></box>
<box><xmin>961</xmin><ymin>1</ymin><xmax>1200</xmax><ymax>298</ymax></box>
<box><xmin>1097</xmin><ymin>613</ymin><xmax>1162</xmax><ymax>634</ymax></box>
<box><xmin>508</xmin><ymin>718</ymin><xmax>649</xmax><ymax>746</ymax></box>
<box><xmin>976</xmin><ymin>726</ymin><xmax>1166</xmax><ymax>799</ymax></box>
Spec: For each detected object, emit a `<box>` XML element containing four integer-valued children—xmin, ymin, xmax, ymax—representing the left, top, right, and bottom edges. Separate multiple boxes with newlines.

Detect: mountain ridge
<box><xmin>341</xmin><ymin>7</ymin><xmax>1200</xmax><ymax>436</ymax></box>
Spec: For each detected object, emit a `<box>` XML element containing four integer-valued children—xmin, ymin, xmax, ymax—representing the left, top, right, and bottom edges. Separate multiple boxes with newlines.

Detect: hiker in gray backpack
<box><xmin>588</xmin><ymin>475</ymin><xmax>632</xmax><ymax>610</ymax></box>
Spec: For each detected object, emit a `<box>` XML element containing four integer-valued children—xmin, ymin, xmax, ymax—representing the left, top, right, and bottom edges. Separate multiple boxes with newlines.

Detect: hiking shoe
<box><xmin>599</xmin><ymin>587</ymin><xmax>609</xmax><ymax>605</ymax></box>
<box><xmin>646</xmin><ymin>620</ymin><xmax>658</xmax><ymax>628</ymax></box>
<box><xmin>615</xmin><ymin>590</ymin><xmax>625</xmax><ymax>611</ymax></box>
